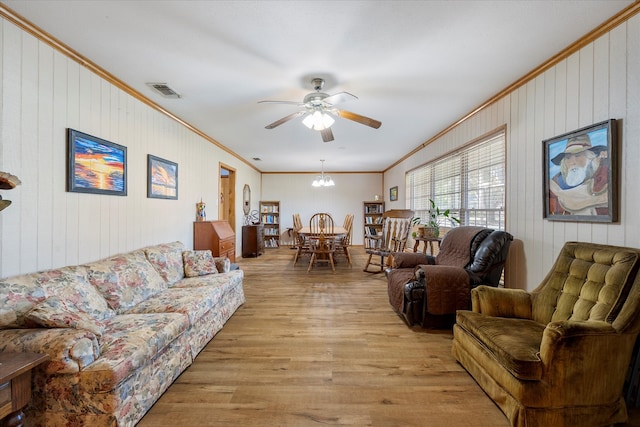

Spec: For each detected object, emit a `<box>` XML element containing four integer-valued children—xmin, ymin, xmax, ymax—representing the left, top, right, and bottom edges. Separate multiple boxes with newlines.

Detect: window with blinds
<box><xmin>406</xmin><ymin>130</ymin><xmax>505</xmax><ymax>230</ymax></box>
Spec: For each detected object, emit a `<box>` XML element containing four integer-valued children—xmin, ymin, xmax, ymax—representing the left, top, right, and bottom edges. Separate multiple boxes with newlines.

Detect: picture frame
<box><xmin>390</xmin><ymin>186</ymin><xmax>398</xmax><ymax>202</ymax></box>
<box><xmin>147</xmin><ymin>154</ymin><xmax>178</xmax><ymax>199</ymax></box>
<box><xmin>67</xmin><ymin>129</ymin><xmax>127</xmax><ymax>196</ymax></box>
<box><xmin>543</xmin><ymin>119</ymin><xmax>617</xmax><ymax>222</ymax></box>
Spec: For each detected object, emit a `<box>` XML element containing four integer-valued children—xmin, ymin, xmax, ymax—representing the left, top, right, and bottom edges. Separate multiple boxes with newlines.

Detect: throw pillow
<box><xmin>214</xmin><ymin>256</ymin><xmax>231</xmax><ymax>273</ymax></box>
<box><xmin>144</xmin><ymin>241</ymin><xmax>186</xmax><ymax>286</ymax></box>
<box><xmin>25</xmin><ymin>296</ymin><xmax>106</xmax><ymax>338</ymax></box>
<box><xmin>183</xmin><ymin>250</ymin><xmax>218</xmax><ymax>277</ymax></box>
<box><xmin>84</xmin><ymin>250</ymin><xmax>167</xmax><ymax>313</ymax></box>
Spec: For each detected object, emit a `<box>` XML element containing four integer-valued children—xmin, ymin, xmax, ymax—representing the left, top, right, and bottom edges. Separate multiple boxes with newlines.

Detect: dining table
<box><xmin>296</xmin><ymin>226</ymin><xmax>348</xmax><ymax>266</ymax></box>
<box><xmin>297</xmin><ymin>226</ymin><xmax>348</xmax><ymax>237</ymax></box>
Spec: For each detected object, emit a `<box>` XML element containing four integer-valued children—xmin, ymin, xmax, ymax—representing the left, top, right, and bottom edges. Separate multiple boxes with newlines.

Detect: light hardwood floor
<box><xmin>138</xmin><ymin>246</ymin><xmax>640</xmax><ymax>427</ymax></box>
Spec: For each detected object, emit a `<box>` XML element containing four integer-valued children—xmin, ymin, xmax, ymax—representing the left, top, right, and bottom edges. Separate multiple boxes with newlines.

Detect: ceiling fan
<box><xmin>259</xmin><ymin>78</ymin><xmax>382</xmax><ymax>142</ymax></box>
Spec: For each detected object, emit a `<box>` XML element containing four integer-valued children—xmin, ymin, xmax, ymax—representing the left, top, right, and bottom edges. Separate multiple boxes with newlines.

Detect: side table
<box><xmin>0</xmin><ymin>353</ymin><xmax>49</xmax><ymax>427</ymax></box>
<box><xmin>413</xmin><ymin>236</ymin><xmax>441</xmax><ymax>255</ymax></box>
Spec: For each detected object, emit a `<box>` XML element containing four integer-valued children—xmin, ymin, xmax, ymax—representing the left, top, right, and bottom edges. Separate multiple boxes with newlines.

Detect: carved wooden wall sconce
<box><xmin>0</xmin><ymin>171</ymin><xmax>21</xmax><ymax>211</ymax></box>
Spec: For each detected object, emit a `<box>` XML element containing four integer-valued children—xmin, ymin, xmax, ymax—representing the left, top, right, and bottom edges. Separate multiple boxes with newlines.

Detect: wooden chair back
<box><xmin>309</xmin><ymin>212</ymin><xmax>334</xmax><ymax>235</ymax></box>
<box><xmin>308</xmin><ymin>213</ymin><xmax>336</xmax><ymax>272</ymax></box>
<box><xmin>292</xmin><ymin>213</ymin><xmax>309</xmax><ymax>265</ymax></box>
<box><xmin>293</xmin><ymin>213</ymin><xmax>303</xmax><ymax>231</ymax></box>
<box><xmin>342</xmin><ymin>214</ymin><xmax>354</xmax><ymax>246</ymax></box>
<box><xmin>363</xmin><ymin>209</ymin><xmax>414</xmax><ymax>273</ymax></box>
<box><xmin>380</xmin><ymin>209</ymin><xmax>413</xmax><ymax>252</ymax></box>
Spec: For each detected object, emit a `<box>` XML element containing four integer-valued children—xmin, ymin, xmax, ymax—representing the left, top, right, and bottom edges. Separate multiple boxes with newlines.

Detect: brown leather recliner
<box><xmin>386</xmin><ymin>226</ymin><xmax>513</xmax><ymax>328</ymax></box>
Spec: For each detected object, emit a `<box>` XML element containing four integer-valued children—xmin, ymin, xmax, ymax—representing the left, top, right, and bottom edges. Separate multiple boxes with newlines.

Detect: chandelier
<box><xmin>311</xmin><ymin>160</ymin><xmax>335</xmax><ymax>187</ymax></box>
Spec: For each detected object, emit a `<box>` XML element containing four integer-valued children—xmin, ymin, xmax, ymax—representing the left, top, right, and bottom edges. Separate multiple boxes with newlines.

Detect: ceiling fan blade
<box><xmin>322</xmin><ymin>91</ymin><xmax>358</xmax><ymax>105</ymax></box>
<box><xmin>336</xmin><ymin>109</ymin><xmax>382</xmax><ymax>129</ymax></box>
<box><xmin>265</xmin><ymin>111</ymin><xmax>306</xmax><ymax>129</ymax></box>
<box><xmin>258</xmin><ymin>100</ymin><xmax>304</xmax><ymax>106</ymax></box>
<box><xmin>321</xmin><ymin>128</ymin><xmax>334</xmax><ymax>142</ymax></box>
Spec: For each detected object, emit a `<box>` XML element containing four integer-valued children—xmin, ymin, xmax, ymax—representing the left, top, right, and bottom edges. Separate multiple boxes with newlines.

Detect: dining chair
<box><xmin>335</xmin><ymin>213</ymin><xmax>354</xmax><ymax>266</ymax></box>
<box><xmin>307</xmin><ymin>212</ymin><xmax>336</xmax><ymax>272</ymax></box>
<box><xmin>292</xmin><ymin>213</ymin><xmax>310</xmax><ymax>265</ymax></box>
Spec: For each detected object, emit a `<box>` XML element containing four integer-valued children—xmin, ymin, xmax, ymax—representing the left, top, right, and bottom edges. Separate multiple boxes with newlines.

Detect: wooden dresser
<box><xmin>242</xmin><ymin>224</ymin><xmax>264</xmax><ymax>258</ymax></box>
<box><xmin>193</xmin><ymin>220</ymin><xmax>236</xmax><ymax>262</ymax></box>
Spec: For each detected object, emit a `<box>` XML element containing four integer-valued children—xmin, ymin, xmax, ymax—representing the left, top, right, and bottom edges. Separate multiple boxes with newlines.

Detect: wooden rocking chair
<box><xmin>363</xmin><ymin>209</ymin><xmax>414</xmax><ymax>273</ymax></box>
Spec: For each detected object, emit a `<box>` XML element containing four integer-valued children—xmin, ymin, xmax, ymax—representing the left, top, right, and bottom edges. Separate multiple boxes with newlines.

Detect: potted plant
<box><xmin>410</xmin><ymin>216</ymin><xmax>421</xmax><ymax>239</ymax></box>
<box><xmin>421</xmin><ymin>199</ymin><xmax>460</xmax><ymax>238</ymax></box>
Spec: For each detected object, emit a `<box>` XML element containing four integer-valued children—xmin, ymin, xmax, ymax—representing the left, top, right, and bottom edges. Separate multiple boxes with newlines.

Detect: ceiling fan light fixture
<box><xmin>302</xmin><ymin>110</ymin><xmax>334</xmax><ymax>131</ymax></box>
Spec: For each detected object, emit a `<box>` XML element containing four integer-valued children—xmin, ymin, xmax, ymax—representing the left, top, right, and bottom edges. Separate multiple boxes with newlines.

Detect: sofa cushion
<box><xmin>85</xmin><ymin>250</ymin><xmax>168</xmax><ymax>313</ymax></box>
<box><xmin>182</xmin><ymin>250</ymin><xmax>218</xmax><ymax>277</ymax></box>
<box><xmin>83</xmin><ymin>312</ymin><xmax>189</xmax><ymax>392</ymax></box>
<box><xmin>25</xmin><ymin>296</ymin><xmax>106</xmax><ymax>338</ymax></box>
<box><xmin>43</xmin><ymin>266</ymin><xmax>115</xmax><ymax>322</ymax></box>
<box><xmin>0</xmin><ymin>273</ymin><xmax>48</xmax><ymax>328</ymax></box>
<box><xmin>0</xmin><ymin>266</ymin><xmax>114</xmax><ymax>329</ymax></box>
<box><xmin>124</xmin><ymin>287</ymin><xmax>222</xmax><ymax>325</ymax></box>
<box><xmin>173</xmin><ymin>269</ymin><xmax>244</xmax><ymax>290</ymax></box>
<box><xmin>456</xmin><ymin>310</ymin><xmax>545</xmax><ymax>380</ymax></box>
<box><xmin>143</xmin><ymin>241</ymin><xmax>185</xmax><ymax>286</ymax></box>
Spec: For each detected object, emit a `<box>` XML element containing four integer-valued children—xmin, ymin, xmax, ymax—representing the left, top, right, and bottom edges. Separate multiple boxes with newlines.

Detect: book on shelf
<box><xmin>261</xmin><ymin>214</ymin><xmax>279</xmax><ymax>224</ymax></box>
<box><xmin>365</xmin><ymin>226</ymin><xmax>378</xmax><ymax>236</ymax></box>
<box><xmin>264</xmin><ymin>228</ymin><xmax>280</xmax><ymax>236</ymax></box>
<box><xmin>365</xmin><ymin>205</ymin><xmax>382</xmax><ymax>214</ymax></box>
<box><xmin>264</xmin><ymin>237</ymin><xmax>279</xmax><ymax>248</ymax></box>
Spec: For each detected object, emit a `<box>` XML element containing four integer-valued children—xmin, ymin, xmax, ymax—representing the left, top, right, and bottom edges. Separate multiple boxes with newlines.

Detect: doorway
<box><xmin>219</xmin><ymin>164</ymin><xmax>236</xmax><ymax>232</ymax></box>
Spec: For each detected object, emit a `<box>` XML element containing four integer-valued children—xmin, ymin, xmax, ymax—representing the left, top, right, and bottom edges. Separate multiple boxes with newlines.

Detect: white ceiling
<box><xmin>2</xmin><ymin>0</ymin><xmax>635</xmax><ymax>173</ymax></box>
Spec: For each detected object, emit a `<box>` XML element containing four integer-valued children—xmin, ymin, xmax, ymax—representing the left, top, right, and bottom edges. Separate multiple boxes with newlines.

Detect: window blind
<box><xmin>406</xmin><ymin>130</ymin><xmax>505</xmax><ymax>230</ymax></box>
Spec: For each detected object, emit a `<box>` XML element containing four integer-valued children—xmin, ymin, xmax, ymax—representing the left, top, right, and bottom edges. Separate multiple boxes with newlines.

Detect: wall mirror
<box><xmin>243</xmin><ymin>184</ymin><xmax>251</xmax><ymax>215</ymax></box>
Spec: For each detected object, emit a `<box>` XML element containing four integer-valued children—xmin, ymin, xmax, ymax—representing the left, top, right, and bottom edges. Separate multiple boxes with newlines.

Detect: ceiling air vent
<box><xmin>146</xmin><ymin>82</ymin><xmax>181</xmax><ymax>99</ymax></box>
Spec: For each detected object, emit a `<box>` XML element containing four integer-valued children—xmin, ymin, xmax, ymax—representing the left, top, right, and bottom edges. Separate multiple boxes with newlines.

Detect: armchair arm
<box><xmin>403</xmin><ymin>280</ymin><xmax>426</xmax><ymax>326</ymax></box>
<box><xmin>392</xmin><ymin>252</ymin><xmax>434</xmax><ymax>269</ymax></box>
<box><xmin>419</xmin><ymin>265</ymin><xmax>471</xmax><ymax>315</ymax></box>
<box><xmin>539</xmin><ymin>320</ymin><xmax>636</xmax><ymax>404</ymax></box>
<box><xmin>0</xmin><ymin>328</ymin><xmax>100</xmax><ymax>374</ymax></box>
<box><xmin>471</xmin><ymin>285</ymin><xmax>532</xmax><ymax>318</ymax></box>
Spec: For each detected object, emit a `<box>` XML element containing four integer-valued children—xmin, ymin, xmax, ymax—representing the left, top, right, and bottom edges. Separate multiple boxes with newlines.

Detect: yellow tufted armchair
<box><xmin>452</xmin><ymin>241</ymin><xmax>640</xmax><ymax>427</ymax></box>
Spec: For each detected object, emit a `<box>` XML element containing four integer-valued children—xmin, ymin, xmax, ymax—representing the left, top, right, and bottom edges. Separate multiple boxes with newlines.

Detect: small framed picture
<box><xmin>147</xmin><ymin>154</ymin><xmax>178</xmax><ymax>199</ymax></box>
<box><xmin>67</xmin><ymin>129</ymin><xmax>127</xmax><ymax>196</ymax></box>
<box><xmin>543</xmin><ymin>119</ymin><xmax>617</xmax><ymax>222</ymax></box>
<box><xmin>390</xmin><ymin>186</ymin><xmax>398</xmax><ymax>201</ymax></box>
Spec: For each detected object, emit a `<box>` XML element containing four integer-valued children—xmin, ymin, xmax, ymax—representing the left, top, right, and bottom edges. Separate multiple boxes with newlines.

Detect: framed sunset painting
<box><xmin>67</xmin><ymin>129</ymin><xmax>127</xmax><ymax>196</ymax></box>
<box><xmin>147</xmin><ymin>154</ymin><xmax>178</xmax><ymax>199</ymax></box>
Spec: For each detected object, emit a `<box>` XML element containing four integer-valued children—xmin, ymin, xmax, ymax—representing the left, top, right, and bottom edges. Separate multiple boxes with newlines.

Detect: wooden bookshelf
<box><xmin>260</xmin><ymin>201</ymin><xmax>280</xmax><ymax>248</ymax></box>
<box><xmin>363</xmin><ymin>201</ymin><xmax>384</xmax><ymax>246</ymax></box>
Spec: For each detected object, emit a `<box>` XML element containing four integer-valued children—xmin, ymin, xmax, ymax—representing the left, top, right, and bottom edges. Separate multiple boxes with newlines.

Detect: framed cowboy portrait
<box><xmin>542</xmin><ymin>119</ymin><xmax>618</xmax><ymax>223</ymax></box>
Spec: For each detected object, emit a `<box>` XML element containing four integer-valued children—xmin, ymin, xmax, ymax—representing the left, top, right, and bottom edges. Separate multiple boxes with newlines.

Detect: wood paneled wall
<box><xmin>0</xmin><ymin>18</ymin><xmax>261</xmax><ymax>278</ymax></box>
<box><xmin>386</xmin><ymin>14</ymin><xmax>640</xmax><ymax>291</ymax></box>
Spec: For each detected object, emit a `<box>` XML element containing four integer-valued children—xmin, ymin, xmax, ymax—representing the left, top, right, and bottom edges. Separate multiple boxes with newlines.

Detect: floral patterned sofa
<box><xmin>0</xmin><ymin>241</ymin><xmax>245</xmax><ymax>427</ymax></box>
